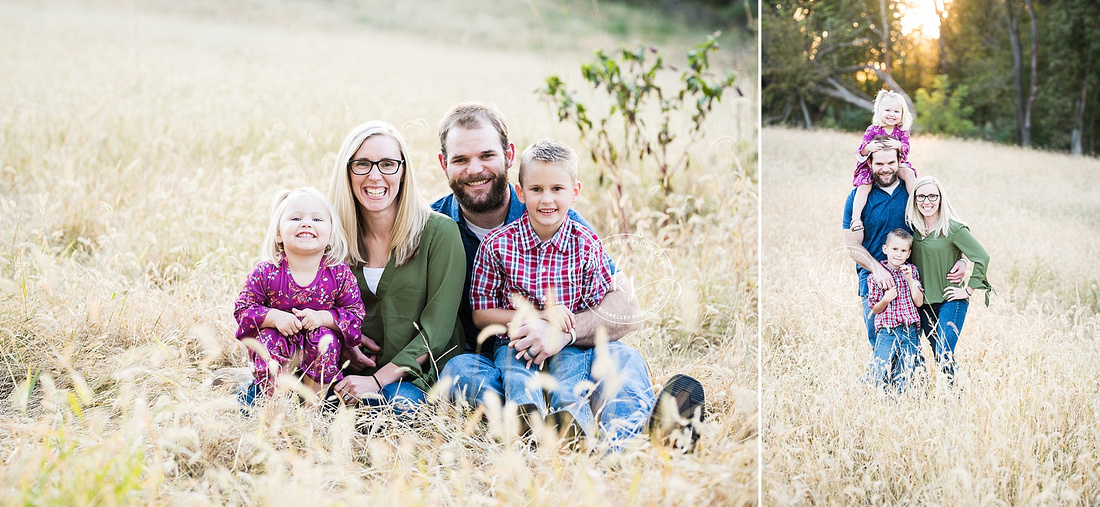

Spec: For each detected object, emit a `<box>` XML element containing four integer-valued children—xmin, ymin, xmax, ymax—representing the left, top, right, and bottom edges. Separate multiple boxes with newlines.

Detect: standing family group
<box><xmin>229</xmin><ymin>103</ymin><xmax>706</xmax><ymax>451</ymax></box>
<box><xmin>842</xmin><ymin>90</ymin><xmax>993</xmax><ymax>391</ymax></box>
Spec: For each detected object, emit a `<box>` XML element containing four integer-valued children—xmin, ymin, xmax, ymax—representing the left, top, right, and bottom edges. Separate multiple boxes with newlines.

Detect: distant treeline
<box><xmin>608</xmin><ymin>0</ymin><xmax>758</xmax><ymax>30</ymax></box>
<box><xmin>763</xmin><ymin>0</ymin><xmax>1099</xmax><ymax>156</ymax></box>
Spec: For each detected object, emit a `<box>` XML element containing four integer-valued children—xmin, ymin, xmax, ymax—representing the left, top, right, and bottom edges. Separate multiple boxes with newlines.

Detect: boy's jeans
<box><xmin>441</xmin><ymin>341</ymin><xmax>655</xmax><ymax>446</ymax></box>
<box><xmin>868</xmin><ymin>323</ymin><xmax>921</xmax><ymax>392</ymax></box>
<box><xmin>495</xmin><ymin>344</ymin><xmax>595</xmax><ymax>436</ymax></box>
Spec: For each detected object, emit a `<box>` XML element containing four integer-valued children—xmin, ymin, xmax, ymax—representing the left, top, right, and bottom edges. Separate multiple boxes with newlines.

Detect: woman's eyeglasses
<box><xmin>915</xmin><ymin>194</ymin><xmax>940</xmax><ymax>203</ymax></box>
<box><xmin>348</xmin><ymin>158</ymin><xmax>404</xmax><ymax>175</ymax></box>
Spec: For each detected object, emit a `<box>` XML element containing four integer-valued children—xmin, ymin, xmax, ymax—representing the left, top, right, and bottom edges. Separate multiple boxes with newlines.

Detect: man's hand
<box><xmin>341</xmin><ymin>334</ymin><xmax>380</xmax><ymax>372</ymax></box>
<box><xmin>870</xmin><ymin>263</ymin><xmax>897</xmax><ymax>291</ymax></box>
<box><xmin>946</xmin><ymin>258</ymin><xmax>968</xmax><ymax>284</ymax></box>
<box><xmin>268</xmin><ymin>310</ymin><xmax>302</xmax><ymax>336</ymax></box>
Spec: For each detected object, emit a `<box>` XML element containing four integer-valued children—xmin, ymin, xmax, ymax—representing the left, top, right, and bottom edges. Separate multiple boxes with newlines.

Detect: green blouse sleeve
<box><xmin>389</xmin><ymin>214</ymin><xmax>466</xmax><ymax>386</ymax></box>
<box><xmin>952</xmin><ymin>222</ymin><xmax>993</xmax><ymax>304</ymax></box>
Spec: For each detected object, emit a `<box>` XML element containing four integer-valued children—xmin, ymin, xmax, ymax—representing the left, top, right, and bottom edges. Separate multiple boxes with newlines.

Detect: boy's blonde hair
<box><xmin>518</xmin><ymin>139</ymin><xmax>579</xmax><ymax>184</ymax></box>
<box><xmin>905</xmin><ymin>176</ymin><xmax>963</xmax><ymax>238</ymax></box>
<box><xmin>260</xmin><ymin>187</ymin><xmax>349</xmax><ymax>267</ymax></box>
<box><xmin>872</xmin><ymin>89</ymin><xmax>914</xmax><ymax>131</ymax></box>
<box><xmin>328</xmin><ymin>120</ymin><xmax>430</xmax><ymax>267</ymax></box>
<box><xmin>885</xmin><ymin>228</ymin><xmax>914</xmax><ymax>248</ymax></box>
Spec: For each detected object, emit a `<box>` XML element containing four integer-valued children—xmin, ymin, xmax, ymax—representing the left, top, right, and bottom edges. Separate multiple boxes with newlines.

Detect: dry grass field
<box><xmin>0</xmin><ymin>0</ymin><xmax>757</xmax><ymax>505</ymax></box>
<box><xmin>762</xmin><ymin>127</ymin><xmax>1100</xmax><ymax>504</ymax></box>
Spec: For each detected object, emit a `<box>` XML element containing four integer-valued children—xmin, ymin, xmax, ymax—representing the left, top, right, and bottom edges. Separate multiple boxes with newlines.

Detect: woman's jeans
<box><xmin>918</xmin><ymin>299</ymin><xmax>969</xmax><ymax>381</ymax></box>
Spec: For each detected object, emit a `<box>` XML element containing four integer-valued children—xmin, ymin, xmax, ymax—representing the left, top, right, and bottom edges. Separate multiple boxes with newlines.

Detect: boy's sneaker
<box><xmin>545</xmin><ymin>409</ymin><xmax>587</xmax><ymax>451</ymax></box>
<box><xmin>647</xmin><ymin>374</ymin><xmax>706</xmax><ymax>452</ymax></box>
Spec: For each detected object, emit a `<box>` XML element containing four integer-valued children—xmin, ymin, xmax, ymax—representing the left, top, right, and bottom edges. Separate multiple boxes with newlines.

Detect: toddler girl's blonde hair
<box><xmin>872</xmin><ymin>89</ymin><xmax>915</xmax><ymax>131</ymax></box>
<box><xmin>259</xmin><ymin>187</ymin><xmax>349</xmax><ymax>267</ymax></box>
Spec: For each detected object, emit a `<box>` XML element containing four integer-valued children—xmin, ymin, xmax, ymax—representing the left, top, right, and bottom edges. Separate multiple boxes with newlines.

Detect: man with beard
<box><xmin>432</xmin><ymin>103</ymin><xmax>704</xmax><ymax>450</ymax></box>
<box><xmin>843</xmin><ymin>137</ymin><xmax>962</xmax><ymax>347</ymax></box>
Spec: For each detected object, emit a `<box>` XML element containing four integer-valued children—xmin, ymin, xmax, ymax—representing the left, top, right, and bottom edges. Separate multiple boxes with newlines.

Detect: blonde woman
<box><xmin>905</xmin><ymin>176</ymin><xmax>991</xmax><ymax>382</ymax></box>
<box><xmin>328</xmin><ymin>121</ymin><xmax>465</xmax><ymax>407</ymax></box>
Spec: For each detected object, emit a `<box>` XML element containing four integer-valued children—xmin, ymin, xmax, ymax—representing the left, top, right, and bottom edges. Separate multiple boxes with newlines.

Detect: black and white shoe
<box><xmin>647</xmin><ymin>374</ymin><xmax>706</xmax><ymax>452</ymax></box>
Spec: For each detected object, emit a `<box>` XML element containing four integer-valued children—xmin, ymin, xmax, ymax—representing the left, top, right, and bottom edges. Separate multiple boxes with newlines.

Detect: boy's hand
<box><xmin>883</xmin><ymin>287</ymin><xmax>898</xmax><ymax>302</ymax></box>
<box><xmin>293</xmin><ymin>308</ymin><xmax>324</xmax><ymax>331</ymax></box>
<box><xmin>509</xmin><ymin>319</ymin><xmax>568</xmax><ymax>368</ymax></box>
<box><xmin>269</xmin><ymin>310</ymin><xmax>303</xmax><ymax>336</ymax></box>
<box><xmin>541</xmin><ymin>305</ymin><xmax>575</xmax><ymax>333</ymax></box>
<box><xmin>900</xmin><ymin>264</ymin><xmax>915</xmax><ymax>280</ymax></box>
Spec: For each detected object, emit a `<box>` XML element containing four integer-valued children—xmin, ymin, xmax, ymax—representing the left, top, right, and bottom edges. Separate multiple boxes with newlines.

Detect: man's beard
<box><xmin>449</xmin><ymin>170</ymin><xmax>509</xmax><ymax>214</ymax></box>
<box><xmin>874</xmin><ymin>169</ymin><xmax>898</xmax><ymax>187</ymax></box>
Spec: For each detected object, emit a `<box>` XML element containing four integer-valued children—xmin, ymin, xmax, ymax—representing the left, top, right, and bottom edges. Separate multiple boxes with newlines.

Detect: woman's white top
<box><xmin>362</xmin><ymin>267</ymin><xmax>385</xmax><ymax>294</ymax></box>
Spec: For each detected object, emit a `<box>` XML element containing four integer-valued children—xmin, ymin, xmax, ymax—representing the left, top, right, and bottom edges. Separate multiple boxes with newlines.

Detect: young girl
<box><xmin>850</xmin><ymin>89</ymin><xmax>919</xmax><ymax>232</ymax></box>
<box><xmin>234</xmin><ymin>187</ymin><xmax>365</xmax><ymax>405</ymax></box>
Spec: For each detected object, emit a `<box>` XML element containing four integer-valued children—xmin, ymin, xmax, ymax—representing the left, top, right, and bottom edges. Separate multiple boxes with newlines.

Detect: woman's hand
<box><xmin>943</xmin><ymin>286</ymin><xmax>972</xmax><ymax>301</ymax></box>
<box><xmin>333</xmin><ymin>375</ymin><xmax>382</xmax><ymax>405</ymax></box>
<box><xmin>341</xmin><ymin>334</ymin><xmax>380</xmax><ymax>372</ymax></box>
<box><xmin>268</xmin><ymin>310</ymin><xmax>303</xmax><ymax>336</ymax></box>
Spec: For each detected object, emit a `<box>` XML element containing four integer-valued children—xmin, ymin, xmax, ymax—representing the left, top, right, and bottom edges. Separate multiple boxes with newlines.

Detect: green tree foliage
<box><xmin>541</xmin><ymin>35</ymin><xmax>736</xmax><ymax>234</ymax></box>
<box><xmin>763</xmin><ymin>0</ymin><xmax>1100</xmax><ymax>155</ymax></box>
<box><xmin>915</xmin><ymin>75</ymin><xmax>976</xmax><ymax>137</ymax></box>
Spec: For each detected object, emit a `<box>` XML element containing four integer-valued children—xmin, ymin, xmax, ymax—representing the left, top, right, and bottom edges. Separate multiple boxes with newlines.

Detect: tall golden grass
<box><xmin>0</xmin><ymin>1</ymin><xmax>757</xmax><ymax>504</ymax></box>
<box><xmin>762</xmin><ymin>127</ymin><xmax>1100</xmax><ymax>504</ymax></box>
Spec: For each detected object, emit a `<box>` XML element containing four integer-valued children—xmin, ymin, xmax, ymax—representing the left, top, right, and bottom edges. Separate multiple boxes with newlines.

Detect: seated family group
<box><xmin>842</xmin><ymin>90</ymin><xmax>992</xmax><ymax>391</ymax></box>
<box><xmin>230</xmin><ymin>103</ymin><xmax>704</xmax><ymax>450</ymax></box>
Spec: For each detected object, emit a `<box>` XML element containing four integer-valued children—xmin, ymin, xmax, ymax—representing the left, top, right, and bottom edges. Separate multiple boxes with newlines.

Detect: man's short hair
<box><xmin>437</xmin><ymin>102</ymin><xmax>509</xmax><ymax>160</ymax></box>
<box><xmin>518</xmin><ymin>139</ymin><xmax>579</xmax><ymax>184</ymax></box>
<box><xmin>869</xmin><ymin>134</ymin><xmax>899</xmax><ymax>163</ymax></box>
<box><xmin>886</xmin><ymin>228</ymin><xmax>913</xmax><ymax>247</ymax></box>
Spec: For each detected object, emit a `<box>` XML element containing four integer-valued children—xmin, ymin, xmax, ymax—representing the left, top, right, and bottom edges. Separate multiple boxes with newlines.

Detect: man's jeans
<box><xmin>918</xmin><ymin>299</ymin><xmax>969</xmax><ymax>381</ymax></box>
<box><xmin>441</xmin><ymin>341</ymin><xmax>656</xmax><ymax>447</ymax></box>
<box><xmin>868</xmin><ymin>323</ymin><xmax>921</xmax><ymax>392</ymax></box>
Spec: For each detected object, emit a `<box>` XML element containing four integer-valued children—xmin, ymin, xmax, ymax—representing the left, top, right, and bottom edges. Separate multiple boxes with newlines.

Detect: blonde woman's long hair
<box><xmin>259</xmin><ymin>187</ymin><xmax>349</xmax><ymax>267</ymax></box>
<box><xmin>328</xmin><ymin>121</ymin><xmax>430</xmax><ymax>267</ymax></box>
<box><xmin>872</xmin><ymin>89</ymin><xmax>915</xmax><ymax>131</ymax></box>
<box><xmin>906</xmin><ymin>176</ymin><xmax>963</xmax><ymax>238</ymax></box>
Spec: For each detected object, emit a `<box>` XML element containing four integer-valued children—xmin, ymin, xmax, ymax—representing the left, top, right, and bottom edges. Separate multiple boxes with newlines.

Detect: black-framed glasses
<box><xmin>915</xmin><ymin>193</ymin><xmax>940</xmax><ymax>203</ymax></box>
<box><xmin>348</xmin><ymin>158</ymin><xmax>404</xmax><ymax>175</ymax></box>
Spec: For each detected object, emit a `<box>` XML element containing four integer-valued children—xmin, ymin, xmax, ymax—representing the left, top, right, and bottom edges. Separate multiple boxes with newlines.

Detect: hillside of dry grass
<box><xmin>0</xmin><ymin>1</ymin><xmax>757</xmax><ymax>504</ymax></box>
<box><xmin>762</xmin><ymin>127</ymin><xmax>1100</xmax><ymax>504</ymax></box>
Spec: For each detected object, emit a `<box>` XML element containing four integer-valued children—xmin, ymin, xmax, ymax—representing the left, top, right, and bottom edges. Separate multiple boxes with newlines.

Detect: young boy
<box><xmin>866</xmin><ymin>228</ymin><xmax>925</xmax><ymax>391</ymax></box>
<box><xmin>468</xmin><ymin>139</ymin><xmax>616</xmax><ymax>440</ymax></box>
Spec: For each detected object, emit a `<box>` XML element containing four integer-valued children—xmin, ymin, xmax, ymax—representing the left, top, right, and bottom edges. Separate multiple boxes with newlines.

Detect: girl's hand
<box><xmin>869</xmin><ymin>141</ymin><xmax>883</xmax><ymax>153</ymax></box>
<box><xmin>883</xmin><ymin>139</ymin><xmax>901</xmax><ymax>150</ymax></box>
<box><xmin>943</xmin><ymin>286</ymin><xmax>972</xmax><ymax>301</ymax></box>
<box><xmin>270</xmin><ymin>310</ymin><xmax>303</xmax><ymax>336</ymax></box>
<box><xmin>293</xmin><ymin>308</ymin><xmax>324</xmax><ymax>330</ymax></box>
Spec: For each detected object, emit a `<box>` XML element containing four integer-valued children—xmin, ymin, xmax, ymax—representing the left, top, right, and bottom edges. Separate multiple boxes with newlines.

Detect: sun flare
<box><xmin>898</xmin><ymin>0</ymin><xmax>950</xmax><ymax>39</ymax></box>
